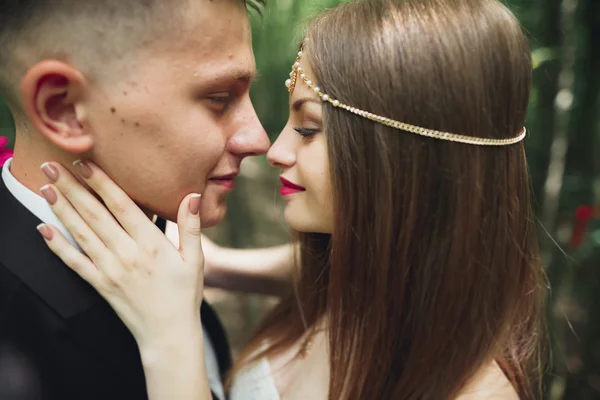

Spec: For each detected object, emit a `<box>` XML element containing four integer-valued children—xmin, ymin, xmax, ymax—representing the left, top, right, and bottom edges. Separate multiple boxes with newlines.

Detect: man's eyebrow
<box><xmin>251</xmin><ymin>70</ymin><xmax>262</xmax><ymax>85</ymax></box>
<box><xmin>230</xmin><ymin>67</ymin><xmax>258</xmax><ymax>84</ymax></box>
<box><xmin>202</xmin><ymin>67</ymin><xmax>258</xmax><ymax>86</ymax></box>
<box><xmin>292</xmin><ymin>97</ymin><xmax>322</xmax><ymax>111</ymax></box>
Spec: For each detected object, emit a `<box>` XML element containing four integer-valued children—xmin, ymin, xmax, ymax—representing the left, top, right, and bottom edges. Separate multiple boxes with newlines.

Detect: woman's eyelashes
<box><xmin>293</xmin><ymin>127</ymin><xmax>320</xmax><ymax>138</ymax></box>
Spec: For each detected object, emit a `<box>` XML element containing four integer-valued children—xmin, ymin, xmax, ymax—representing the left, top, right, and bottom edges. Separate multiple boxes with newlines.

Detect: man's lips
<box><xmin>209</xmin><ymin>172</ymin><xmax>238</xmax><ymax>189</ymax></box>
<box><xmin>280</xmin><ymin>177</ymin><xmax>306</xmax><ymax>196</ymax></box>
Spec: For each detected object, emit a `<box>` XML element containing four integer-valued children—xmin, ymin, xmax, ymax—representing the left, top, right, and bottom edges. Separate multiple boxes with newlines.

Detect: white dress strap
<box><xmin>229</xmin><ymin>344</ymin><xmax>280</xmax><ymax>400</ymax></box>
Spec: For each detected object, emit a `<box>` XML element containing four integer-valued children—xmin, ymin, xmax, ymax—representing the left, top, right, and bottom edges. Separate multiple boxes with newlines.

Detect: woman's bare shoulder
<box><xmin>455</xmin><ymin>361</ymin><xmax>519</xmax><ymax>400</ymax></box>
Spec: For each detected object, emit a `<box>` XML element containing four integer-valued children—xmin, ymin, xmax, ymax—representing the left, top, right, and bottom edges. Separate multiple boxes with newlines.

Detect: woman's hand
<box><xmin>36</xmin><ymin>160</ymin><xmax>205</xmax><ymax>348</ymax></box>
<box><xmin>37</xmin><ymin>160</ymin><xmax>212</xmax><ymax>400</ymax></box>
<box><xmin>163</xmin><ymin>223</ymin><xmax>223</xmax><ymax>288</ymax></box>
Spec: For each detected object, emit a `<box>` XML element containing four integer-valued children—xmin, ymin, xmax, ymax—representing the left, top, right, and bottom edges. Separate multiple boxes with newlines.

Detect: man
<box><xmin>0</xmin><ymin>0</ymin><xmax>269</xmax><ymax>398</ymax></box>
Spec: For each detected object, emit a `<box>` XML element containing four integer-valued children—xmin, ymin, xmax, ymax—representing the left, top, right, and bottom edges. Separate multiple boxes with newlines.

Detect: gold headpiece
<box><xmin>285</xmin><ymin>39</ymin><xmax>526</xmax><ymax>146</ymax></box>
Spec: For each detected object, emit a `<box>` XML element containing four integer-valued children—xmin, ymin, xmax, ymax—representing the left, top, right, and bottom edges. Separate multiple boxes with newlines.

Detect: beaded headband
<box><xmin>284</xmin><ymin>39</ymin><xmax>526</xmax><ymax>146</ymax></box>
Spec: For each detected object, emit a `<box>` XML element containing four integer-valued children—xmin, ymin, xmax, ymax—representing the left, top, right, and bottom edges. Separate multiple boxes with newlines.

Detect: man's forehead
<box><xmin>146</xmin><ymin>28</ymin><xmax>255</xmax><ymax>83</ymax></box>
<box><xmin>154</xmin><ymin>0</ymin><xmax>252</xmax><ymax>54</ymax></box>
<box><xmin>131</xmin><ymin>0</ymin><xmax>256</xmax><ymax>85</ymax></box>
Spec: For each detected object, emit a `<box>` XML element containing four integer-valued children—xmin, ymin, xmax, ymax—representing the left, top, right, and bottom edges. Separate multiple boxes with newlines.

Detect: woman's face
<box><xmin>266</xmin><ymin>61</ymin><xmax>334</xmax><ymax>234</ymax></box>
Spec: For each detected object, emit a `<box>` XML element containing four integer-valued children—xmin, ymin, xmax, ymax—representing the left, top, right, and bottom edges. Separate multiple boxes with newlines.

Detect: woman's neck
<box><xmin>455</xmin><ymin>360</ymin><xmax>518</xmax><ymax>400</ymax></box>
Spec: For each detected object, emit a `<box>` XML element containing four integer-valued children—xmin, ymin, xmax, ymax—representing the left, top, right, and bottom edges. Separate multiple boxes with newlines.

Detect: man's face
<box><xmin>82</xmin><ymin>0</ymin><xmax>269</xmax><ymax>226</ymax></box>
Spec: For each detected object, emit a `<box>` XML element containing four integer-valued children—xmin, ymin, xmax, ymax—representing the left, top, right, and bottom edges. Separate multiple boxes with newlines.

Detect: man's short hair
<box><xmin>0</xmin><ymin>0</ymin><xmax>265</xmax><ymax>113</ymax></box>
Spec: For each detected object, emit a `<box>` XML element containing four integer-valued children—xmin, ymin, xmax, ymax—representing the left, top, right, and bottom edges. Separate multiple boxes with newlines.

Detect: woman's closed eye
<box><xmin>293</xmin><ymin>127</ymin><xmax>320</xmax><ymax>138</ymax></box>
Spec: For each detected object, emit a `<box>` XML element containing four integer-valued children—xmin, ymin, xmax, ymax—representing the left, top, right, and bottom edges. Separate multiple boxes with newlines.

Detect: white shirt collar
<box><xmin>2</xmin><ymin>157</ymin><xmax>81</xmax><ymax>251</ymax></box>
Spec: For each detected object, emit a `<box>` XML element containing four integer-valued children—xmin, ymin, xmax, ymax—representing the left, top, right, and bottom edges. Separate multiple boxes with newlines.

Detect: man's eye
<box><xmin>293</xmin><ymin>128</ymin><xmax>320</xmax><ymax>137</ymax></box>
<box><xmin>208</xmin><ymin>95</ymin><xmax>231</xmax><ymax>111</ymax></box>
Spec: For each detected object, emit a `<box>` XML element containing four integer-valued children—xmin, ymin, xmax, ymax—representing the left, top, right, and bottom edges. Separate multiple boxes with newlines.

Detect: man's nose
<box><xmin>228</xmin><ymin>103</ymin><xmax>271</xmax><ymax>157</ymax></box>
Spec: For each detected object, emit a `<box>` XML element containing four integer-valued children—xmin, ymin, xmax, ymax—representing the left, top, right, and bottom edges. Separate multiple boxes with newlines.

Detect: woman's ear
<box><xmin>21</xmin><ymin>60</ymin><xmax>93</xmax><ymax>153</ymax></box>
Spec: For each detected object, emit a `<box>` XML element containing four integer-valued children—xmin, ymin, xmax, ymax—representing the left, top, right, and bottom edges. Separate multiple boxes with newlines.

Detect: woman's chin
<box><xmin>284</xmin><ymin>209</ymin><xmax>332</xmax><ymax>234</ymax></box>
<box><xmin>284</xmin><ymin>208</ymin><xmax>307</xmax><ymax>232</ymax></box>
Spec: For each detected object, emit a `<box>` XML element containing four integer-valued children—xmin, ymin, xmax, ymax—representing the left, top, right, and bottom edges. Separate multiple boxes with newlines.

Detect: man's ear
<box><xmin>21</xmin><ymin>60</ymin><xmax>93</xmax><ymax>153</ymax></box>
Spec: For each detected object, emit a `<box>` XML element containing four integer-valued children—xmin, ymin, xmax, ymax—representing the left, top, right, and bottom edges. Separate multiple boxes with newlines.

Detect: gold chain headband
<box><xmin>285</xmin><ymin>39</ymin><xmax>526</xmax><ymax>146</ymax></box>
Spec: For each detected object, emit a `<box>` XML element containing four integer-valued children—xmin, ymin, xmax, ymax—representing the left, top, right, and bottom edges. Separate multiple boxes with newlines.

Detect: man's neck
<box><xmin>10</xmin><ymin>131</ymin><xmax>79</xmax><ymax>195</ymax></box>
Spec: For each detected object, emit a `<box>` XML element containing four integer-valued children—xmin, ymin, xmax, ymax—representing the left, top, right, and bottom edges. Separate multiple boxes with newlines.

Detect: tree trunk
<box><xmin>529</xmin><ymin>0</ymin><xmax>562</xmax><ymax>210</ymax></box>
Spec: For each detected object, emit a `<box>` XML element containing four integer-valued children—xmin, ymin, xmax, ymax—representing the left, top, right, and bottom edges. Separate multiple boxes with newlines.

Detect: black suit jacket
<box><xmin>0</xmin><ymin>177</ymin><xmax>231</xmax><ymax>400</ymax></box>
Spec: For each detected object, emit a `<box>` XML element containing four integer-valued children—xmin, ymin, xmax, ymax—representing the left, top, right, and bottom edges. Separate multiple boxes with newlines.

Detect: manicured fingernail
<box><xmin>189</xmin><ymin>194</ymin><xmax>201</xmax><ymax>215</ymax></box>
<box><xmin>40</xmin><ymin>185</ymin><xmax>58</xmax><ymax>205</ymax></box>
<box><xmin>37</xmin><ymin>224</ymin><xmax>54</xmax><ymax>241</ymax></box>
<box><xmin>73</xmin><ymin>160</ymin><xmax>92</xmax><ymax>179</ymax></box>
<box><xmin>40</xmin><ymin>162</ymin><xmax>59</xmax><ymax>182</ymax></box>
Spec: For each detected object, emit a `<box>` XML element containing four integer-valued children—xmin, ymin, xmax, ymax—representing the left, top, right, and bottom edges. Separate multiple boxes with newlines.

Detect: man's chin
<box><xmin>200</xmin><ymin>207</ymin><xmax>227</xmax><ymax>228</ymax></box>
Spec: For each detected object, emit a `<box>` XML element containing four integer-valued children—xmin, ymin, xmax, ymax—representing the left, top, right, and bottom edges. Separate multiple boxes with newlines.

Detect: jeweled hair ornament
<box><xmin>285</xmin><ymin>39</ymin><xmax>526</xmax><ymax>146</ymax></box>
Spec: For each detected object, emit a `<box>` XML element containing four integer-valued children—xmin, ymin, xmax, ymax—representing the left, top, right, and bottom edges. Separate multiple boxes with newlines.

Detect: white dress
<box><xmin>229</xmin><ymin>350</ymin><xmax>280</xmax><ymax>400</ymax></box>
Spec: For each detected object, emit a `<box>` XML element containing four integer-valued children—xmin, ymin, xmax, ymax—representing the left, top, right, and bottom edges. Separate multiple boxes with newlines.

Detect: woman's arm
<box><xmin>139</xmin><ymin>323</ymin><xmax>211</xmax><ymax>400</ymax></box>
<box><xmin>37</xmin><ymin>161</ymin><xmax>212</xmax><ymax>400</ymax></box>
<box><xmin>204</xmin><ymin>238</ymin><xmax>296</xmax><ymax>297</ymax></box>
<box><xmin>165</xmin><ymin>223</ymin><xmax>297</xmax><ymax>297</ymax></box>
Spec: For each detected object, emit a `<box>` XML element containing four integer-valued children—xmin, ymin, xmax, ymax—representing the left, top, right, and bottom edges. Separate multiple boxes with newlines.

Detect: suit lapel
<box><xmin>0</xmin><ymin>178</ymin><xmax>102</xmax><ymax>319</ymax></box>
<box><xmin>0</xmin><ymin>177</ymin><xmax>147</xmax><ymax>385</ymax></box>
<box><xmin>1</xmin><ymin>182</ymin><xmax>232</xmax><ymax>385</ymax></box>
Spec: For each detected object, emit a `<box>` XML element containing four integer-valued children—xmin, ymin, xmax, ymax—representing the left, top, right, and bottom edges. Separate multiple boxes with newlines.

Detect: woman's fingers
<box><xmin>177</xmin><ymin>193</ymin><xmax>204</xmax><ymax>266</ymax></box>
<box><xmin>39</xmin><ymin>184</ymin><xmax>116</xmax><ymax>265</ymax></box>
<box><xmin>36</xmin><ymin>223</ymin><xmax>102</xmax><ymax>286</ymax></box>
<box><xmin>41</xmin><ymin>162</ymin><xmax>133</xmax><ymax>251</ymax></box>
<box><xmin>36</xmin><ymin>165</ymin><xmax>207</xmax><ymax>350</ymax></box>
<box><xmin>70</xmin><ymin>160</ymin><xmax>156</xmax><ymax>241</ymax></box>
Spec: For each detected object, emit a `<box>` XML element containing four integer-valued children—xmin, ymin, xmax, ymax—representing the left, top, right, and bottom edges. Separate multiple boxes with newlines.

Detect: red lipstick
<box><xmin>280</xmin><ymin>177</ymin><xmax>306</xmax><ymax>196</ymax></box>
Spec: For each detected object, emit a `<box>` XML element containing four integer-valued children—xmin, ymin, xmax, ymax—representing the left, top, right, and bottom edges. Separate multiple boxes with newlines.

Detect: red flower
<box><xmin>570</xmin><ymin>205</ymin><xmax>597</xmax><ymax>250</ymax></box>
<box><xmin>0</xmin><ymin>136</ymin><xmax>13</xmax><ymax>167</ymax></box>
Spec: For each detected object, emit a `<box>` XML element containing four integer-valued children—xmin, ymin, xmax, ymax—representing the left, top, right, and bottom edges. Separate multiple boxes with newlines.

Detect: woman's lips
<box><xmin>280</xmin><ymin>177</ymin><xmax>306</xmax><ymax>196</ymax></box>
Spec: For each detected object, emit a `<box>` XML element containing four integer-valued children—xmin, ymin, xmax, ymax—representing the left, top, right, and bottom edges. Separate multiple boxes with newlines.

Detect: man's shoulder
<box><xmin>0</xmin><ymin>260</ymin><xmax>23</xmax><ymax>302</ymax></box>
<box><xmin>0</xmin><ymin>259</ymin><xmax>56</xmax><ymax>322</ymax></box>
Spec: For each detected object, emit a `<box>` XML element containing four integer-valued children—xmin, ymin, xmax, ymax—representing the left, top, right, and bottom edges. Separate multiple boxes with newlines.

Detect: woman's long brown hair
<box><xmin>229</xmin><ymin>0</ymin><xmax>547</xmax><ymax>398</ymax></box>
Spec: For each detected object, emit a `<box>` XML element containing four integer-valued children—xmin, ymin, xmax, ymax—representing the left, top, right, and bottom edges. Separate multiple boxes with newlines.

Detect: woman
<box><xmin>37</xmin><ymin>0</ymin><xmax>546</xmax><ymax>398</ymax></box>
